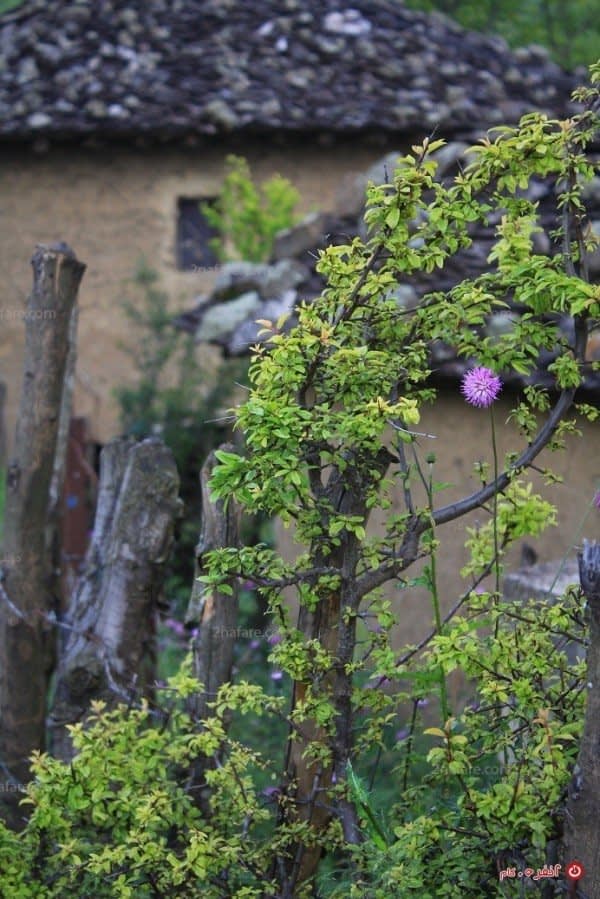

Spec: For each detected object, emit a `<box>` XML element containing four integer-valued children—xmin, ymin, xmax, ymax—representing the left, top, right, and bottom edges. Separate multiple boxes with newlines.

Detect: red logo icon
<box><xmin>566</xmin><ymin>861</ymin><xmax>585</xmax><ymax>881</ymax></box>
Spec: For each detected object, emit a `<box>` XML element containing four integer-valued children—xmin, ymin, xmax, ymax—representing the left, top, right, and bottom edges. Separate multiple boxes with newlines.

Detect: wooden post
<box><xmin>563</xmin><ymin>540</ymin><xmax>600</xmax><ymax>898</ymax></box>
<box><xmin>0</xmin><ymin>245</ymin><xmax>85</xmax><ymax>828</ymax></box>
<box><xmin>0</xmin><ymin>380</ymin><xmax>6</xmax><ymax>477</ymax></box>
<box><xmin>47</xmin><ymin>292</ymin><xmax>80</xmax><ymax>615</ymax></box>
<box><xmin>58</xmin><ymin>417</ymin><xmax>97</xmax><ymax>609</ymax></box>
<box><xmin>0</xmin><ymin>380</ymin><xmax>6</xmax><ymax>553</ymax></box>
<box><xmin>184</xmin><ymin>445</ymin><xmax>240</xmax><ymax>814</ymax></box>
<box><xmin>186</xmin><ymin>444</ymin><xmax>241</xmax><ymax>723</ymax></box>
<box><xmin>48</xmin><ymin>437</ymin><xmax>181</xmax><ymax>761</ymax></box>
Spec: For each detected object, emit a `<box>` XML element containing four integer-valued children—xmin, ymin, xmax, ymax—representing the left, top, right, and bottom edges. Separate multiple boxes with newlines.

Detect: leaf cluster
<box><xmin>0</xmin><ymin>673</ymin><xmax>285</xmax><ymax>898</ymax></box>
<box><xmin>201</xmin><ymin>155</ymin><xmax>301</xmax><ymax>263</ymax></box>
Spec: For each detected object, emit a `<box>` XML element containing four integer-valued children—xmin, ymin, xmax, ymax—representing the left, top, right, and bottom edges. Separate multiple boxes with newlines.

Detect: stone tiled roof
<box><xmin>0</xmin><ymin>0</ymin><xmax>578</xmax><ymax>143</ymax></box>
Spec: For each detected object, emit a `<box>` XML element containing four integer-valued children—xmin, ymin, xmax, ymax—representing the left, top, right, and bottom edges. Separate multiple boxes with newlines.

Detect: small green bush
<box><xmin>0</xmin><ymin>670</ymin><xmax>286</xmax><ymax>898</ymax></box>
<box><xmin>201</xmin><ymin>155</ymin><xmax>301</xmax><ymax>263</ymax></box>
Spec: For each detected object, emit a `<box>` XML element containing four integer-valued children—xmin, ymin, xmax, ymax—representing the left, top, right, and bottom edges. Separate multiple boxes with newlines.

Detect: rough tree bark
<box><xmin>0</xmin><ymin>244</ymin><xmax>85</xmax><ymax>828</ymax></box>
<box><xmin>186</xmin><ymin>443</ymin><xmax>240</xmax><ymax>721</ymax></box>
<box><xmin>279</xmin><ymin>447</ymin><xmax>412</xmax><ymax>894</ymax></box>
<box><xmin>563</xmin><ymin>539</ymin><xmax>600</xmax><ymax>899</ymax></box>
<box><xmin>0</xmin><ymin>380</ymin><xmax>6</xmax><ymax>483</ymax></box>
<box><xmin>46</xmin><ymin>291</ymin><xmax>80</xmax><ymax>615</ymax></box>
<box><xmin>184</xmin><ymin>444</ymin><xmax>240</xmax><ymax>815</ymax></box>
<box><xmin>48</xmin><ymin>436</ymin><xmax>181</xmax><ymax>761</ymax></box>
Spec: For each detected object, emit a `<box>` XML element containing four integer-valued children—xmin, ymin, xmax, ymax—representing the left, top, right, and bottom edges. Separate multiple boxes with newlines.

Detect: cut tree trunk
<box><xmin>185</xmin><ymin>444</ymin><xmax>240</xmax><ymax>810</ymax></box>
<box><xmin>187</xmin><ymin>444</ymin><xmax>241</xmax><ymax>719</ymax></box>
<box><xmin>563</xmin><ymin>540</ymin><xmax>600</xmax><ymax>899</ymax></box>
<box><xmin>48</xmin><ymin>436</ymin><xmax>181</xmax><ymax>761</ymax></box>
<box><xmin>0</xmin><ymin>244</ymin><xmax>85</xmax><ymax>828</ymax></box>
<box><xmin>0</xmin><ymin>379</ymin><xmax>5</xmax><ymax>552</ymax></box>
<box><xmin>0</xmin><ymin>380</ymin><xmax>6</xmax><ymax>482</ymax></box>
<box><xmin>46</xmin><ymin>294</ymin><xmax>80</xmax><ymax>615</ymax></box>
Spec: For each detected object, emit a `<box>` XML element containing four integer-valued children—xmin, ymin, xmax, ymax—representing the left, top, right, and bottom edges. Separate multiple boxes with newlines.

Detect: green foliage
<box><xmin>340</xmin><ymin>588</ymin><xmax>586</xmax><ymax>897</ymax></box>
<box><xmin>202</xmin><ymin>66</ymin><xmax>598</xmax><ymax>889</ymax></box>
<box><xmin>0</xmin><ymin>673</ymin><xmax>287</xmax><ymax>898</ymax></box>
<box><xmin>402</xmin><ymin>0</ymin><xmax>599</xmax><ymax>68</ymax></box>
<box><xmin>201</xmin><ymin>155</ymin><xmax>301</xmax><ymax>263</ymax></box>
<box><xmin>461</xmin><ymin>480</ymin><xmax>557</xmax><ymax>577</ymax></box>
<box><xmin>0</xmin><ymin>0</ymin><xmax>24</xmax><ymax>13</ymax></box>
<box><xmin>0</xmin><ymin>588</ymin><xmax>585</xmax><ymax>898</ymax></box>
<box><xmin>2</xmin><ymin>69</ymin><xmax>598</xmax><ymax>898</ymax></box>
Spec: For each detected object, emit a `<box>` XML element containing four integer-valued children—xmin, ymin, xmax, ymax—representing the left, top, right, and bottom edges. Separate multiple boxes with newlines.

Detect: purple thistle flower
<box><xmin>461</xmin><ymin>366</ymin><xmax>502</xmax><ymax>408</ymax></box>
<box><xmin>267</xmin><ymin>632</ymin><xmax>282</xmax><ymax>646</ymax></box>
<box><xmin>594</xmin><ymin>490</ymin><xmax>600</xmax><ymax>510</ymax></box>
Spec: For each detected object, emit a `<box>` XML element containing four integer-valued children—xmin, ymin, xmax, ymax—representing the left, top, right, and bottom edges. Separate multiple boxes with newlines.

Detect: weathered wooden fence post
<box><xmin>48</xmin><ymin>436</ymin><xmax>181</xmax><ymax>761</ymax></box>
<box><xmin>0</xmin><ymin>380</ymin><xmax>6</xmax><ymax>483</ymax></box>
<box><xmin>0</xmin><ymin>380</ymin><xmax>6</xmax><ymax>551</ymax></box>
<box><xmin>46</xmin><ymin>281</ymin><xmax>80</xmax><ymax>615</ymax></box>
<box><xmin>0</xmin><ymin>244</ymin><xmax>85</xmax><ymax>827</ymax></box>
<box><xmin>183</xmin><ymin>444</ymin><xmax>240</xmax><ymax>814</ymax></box>
<box><xmin>563</xmin><ymin>540</ymin><xmax>600</xmax><ymax>898</ymax></box>
<box><xmin>186</xmin><ymin>443</ymin><xmax>241</xmax><ymax>723</ymax></box>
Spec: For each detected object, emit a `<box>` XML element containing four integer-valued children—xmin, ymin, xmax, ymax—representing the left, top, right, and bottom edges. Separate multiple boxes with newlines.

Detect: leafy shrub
<box><xmin>0</xmin><ymin>670</ymin><xmax>286</xmax><ymax>898</ymax></box>
<box><xmin>200</xmin><ymin>64</ymin><xmax>599</xmax><ymax>893</ymax></box>
<box><xmin>201</xmin><ymin>155</ymin><xmax>301</xmax><ymax>263</ymax></box>
<box><xmin>338</xmin><ymin>588</ymin><xmax>586</xmax><ymax>897</ymax></box>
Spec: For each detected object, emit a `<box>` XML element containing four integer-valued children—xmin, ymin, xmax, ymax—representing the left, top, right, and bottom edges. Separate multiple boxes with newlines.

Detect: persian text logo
<box><xmin>566</xmin><ymin>861</ymin><xmax>585</xmax><ymax>881</ymax></box>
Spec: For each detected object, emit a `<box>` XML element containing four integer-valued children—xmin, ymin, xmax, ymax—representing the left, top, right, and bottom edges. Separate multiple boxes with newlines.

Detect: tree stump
<box><xmin>48</xmin><ymin>437</ymin><xmax>181</xmax><ymax>761</ymax></box>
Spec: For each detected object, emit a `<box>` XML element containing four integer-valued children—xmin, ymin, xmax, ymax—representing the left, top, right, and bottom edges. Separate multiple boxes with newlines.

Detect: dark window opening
<box><xmin>176</xmin><ymin>197</ymin><xmax>220</xmax><ymax>271</ymax></box>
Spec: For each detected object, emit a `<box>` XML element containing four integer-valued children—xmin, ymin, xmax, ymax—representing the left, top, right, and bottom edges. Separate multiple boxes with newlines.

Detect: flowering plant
<box><xmin>2</xmin><ymin>65</ymin><xmax>599</xmax><ymax>899</ymax></box>
<box><xmin>461</xmin><ymin>366</ymin><xmax>502</xmax><ymax>408</ymax></box>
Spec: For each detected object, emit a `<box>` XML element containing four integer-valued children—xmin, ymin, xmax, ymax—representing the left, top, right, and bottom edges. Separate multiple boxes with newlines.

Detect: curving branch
<box><xmin>433</xmin><ymin>387</ymin><xmax>575</xmax><ymax>527</ymax></box>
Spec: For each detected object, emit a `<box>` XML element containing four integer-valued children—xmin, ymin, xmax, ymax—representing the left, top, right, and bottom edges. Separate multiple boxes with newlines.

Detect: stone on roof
<box><xmin>0</xmin><ymin>0</ymin><xmax>578</xmax><ymax>143</ymax></box>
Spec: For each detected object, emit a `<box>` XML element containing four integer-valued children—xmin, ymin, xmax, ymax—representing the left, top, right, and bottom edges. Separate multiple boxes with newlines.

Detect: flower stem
<box><xmin>427</xmin><ymin>467</ymin><xmax>450</xmax><ymax>726</ymax></box>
